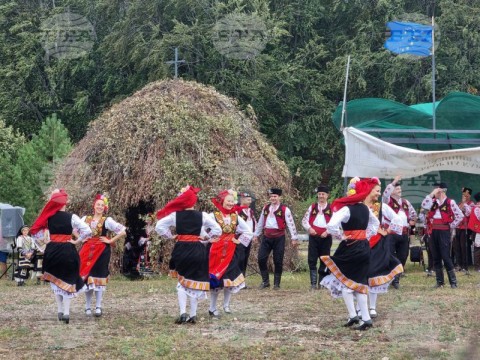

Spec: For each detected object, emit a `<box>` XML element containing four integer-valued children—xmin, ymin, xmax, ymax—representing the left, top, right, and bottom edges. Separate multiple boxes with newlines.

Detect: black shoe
<box><xmin>186</xmin><ymin>316</ymin><xmax>197</xmax><ymax>324</ymax></box>
<box><xmin>434</xmin><ymin>283</ymin><xmax>444</xmax><ymax>288</ymax></box>
<box><xmin>57</xmin><ymin>312</ymin><xmax>63</xmax><ymax>321</ymax></box>
<box><xmin>208</xmin><ymin>310</ymin><xmax>221</xmax><ymax>319</ymax></box>
<box><xmin>450</xmin><ymin>283</ymin><xmax>458</xmax><ymax>289</ymax></box>
<box><xmin>273</xmin><ymin>285</ymin><xmax>280</xmax><ymax>290</ymax></box>
<box><xmin>61</xmin><ymin>315</ymin><xmax>70</xmax><ymax>324</ymax></box>
<box><xmin>259</xmin><ymin>282</ymin><xmax>270</xmax><ymax>290</ymax></box>
<box><xmin>95</xmin><ymin>307</ymin><xmax>102</xmax><ymax>317</ymax></box>
<box><xmin>175</xmin><ymin>313</ymin><xmax>188</xmax><ymax>324</ymax></box>
<box><xmin>354</xmin><ymin>320</ymin><xmax>373</xmax><ymax>331</ymax></box>
<box><xmin>392</xmin><ymin>282</ymin><xmax>399</xmax><ymax>289</ymax></box>
<box><xmin>344</xmin><ymin>316</ymin><xmax>360</xmax><ymax>327</ymax></box>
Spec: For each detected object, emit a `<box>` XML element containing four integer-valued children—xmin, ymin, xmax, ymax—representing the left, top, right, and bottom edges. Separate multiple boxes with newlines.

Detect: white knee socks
<box><xmin>209</xmin><ymin>290</ymin><xmax>219</xmax><ymax>312</ymax></box>
<box><xmin>63</xmin><ymin>296</ymin><xmax>71</xmax><ymax>316</ymax></box>
<box><xmin>356</xmin><ymin>292</ymin><xmax>371</xmax><ymax>321</ymax></box>
<box><xmin>95</xmin><ymin>291</ymin><xmax>103</xmax><ymax>309</ymax></box>
<box><xmin>223</xmin><ymin>288</ymin><xmax>232</xmax><ymax>309</ymax></box>
<box><xmin>178</xmin><ymin>289</ymin><xmax>187</xmax><ymax>315</ymax></box>
<box><xmin>85</xmin><ymin>289</ymin><xmax>93</xmax><ymax>310</ymax></box>
<box><xmin>189</xmin><ymin>297</ymin><xmax>198</xmax><ymax>317</ymax></box>
<box><xmin>55</xmin><ymin>294</ymin><xmax>64</xmax><ymax>313</ymax></box>
<box><xmin>342</xmin><ymin>288</ymin><xmax>357</xmax><ymax>318</ymax></box>
<box><xmin>369</xmin><ymin>292</ymin><xmax>377</xmax><ymax>310</ymax></box>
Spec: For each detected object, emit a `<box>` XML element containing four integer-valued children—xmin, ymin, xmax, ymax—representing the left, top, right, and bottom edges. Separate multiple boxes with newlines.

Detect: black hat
<box><xmin>239</xmin><ymin>191</ymin><xmax>252</xmax><ymax>198</ymax></box>
<box><xmin>433</xmin><ymin>182</ymin><xmax>448</xmax><ymax>189</ymax></box>
<box><xmin>315</xmin><ymin>185</ymin><xmax>330</xmax><ymax>193</ymax></box>
<box><xmin>394</xmin><ymin>181</ymin><xmax>402</xmax><ymax>187</ymax></box>
<box><xmin>268</xmin><ymin>188</ymin><xmax>282</xmax><ymax>196</ymax></box>
<box><xmin>462</xmin><ymin>187</ymin><xmax>472</xmax><ymax>195</ymax></box>
<box><xmin>474</xmin><ymin>192</ymin><xmax>480</xmax><ymax>202</ymax></box>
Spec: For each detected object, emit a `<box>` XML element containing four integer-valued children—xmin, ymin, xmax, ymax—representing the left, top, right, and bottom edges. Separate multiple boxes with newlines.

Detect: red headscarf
<box><xmin>93</xmin><ymin>194</ymin><xmax>109</xmax><ymax>213</ymax></box>
<box><xmin>156</xmin><ymin>186</ymin><xmax>200</xmax><ymax>220</ymax></box>
<box><xmin>30</xmin><ymin>189</ymin><xmax>69</xmax><ymax>235</ymax></box>
<box><xmin>331</xmin><ymin>178</ymin><xmax>380</xmax><ymax>212</ymax></box>
<box><xmin>211</xmin><ymin>190</ymin><xmax>242</xmax><ymax>216</ymax></box>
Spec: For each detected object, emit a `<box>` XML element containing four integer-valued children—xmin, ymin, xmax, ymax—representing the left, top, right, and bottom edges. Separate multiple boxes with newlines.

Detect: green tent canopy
<box><xmin>332</xmin><ymin>92</ymin><xmax>480</xmax><ymax>151</ymax></box>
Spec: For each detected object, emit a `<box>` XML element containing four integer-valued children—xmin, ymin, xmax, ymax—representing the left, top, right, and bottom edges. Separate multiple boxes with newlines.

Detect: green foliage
<box><xmin>2</xmin><ymin>0</ymin><xmax>480</xmax><ymax>203</ymax></box>
<box><xmin>0</xmin><ymin>114</ymin><xmax>71</xmax><ymax>223</ymax></box>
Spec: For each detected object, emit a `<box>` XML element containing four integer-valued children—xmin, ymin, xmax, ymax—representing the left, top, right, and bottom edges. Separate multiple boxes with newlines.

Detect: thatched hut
<box><xmin>53</xmin><ymin>79</ymin><xmax>298</xmax><ymax>274</ymax></box>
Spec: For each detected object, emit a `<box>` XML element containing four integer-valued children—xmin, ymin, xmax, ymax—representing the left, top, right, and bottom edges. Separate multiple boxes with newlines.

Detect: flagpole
<box><xmin>340</xmin><ymin>55</ymin><xmax>351</xmax><ymax>131</ymax></box>
<box><xmin>431</xmin><ymin>16</ymin><xmax>436</xmax><ymax>131</ymax></box>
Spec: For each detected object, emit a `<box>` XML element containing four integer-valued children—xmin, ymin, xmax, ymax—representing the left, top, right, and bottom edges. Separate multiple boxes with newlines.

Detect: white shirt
<box><xmin>155</xmin><ymin>211</ymin><xmax>222</xmax><ymax>240</ymax></box>
<box><xmin>326</xmin><ymin>205</ymin><xmax>379</xmax><ymax>241</ymax></box>
<box><xmin>254</xmin><ymin>203</ymin><xmax>298</xmax><ymax>240</ymax></box>
<box><xmin>301</xmin><ymin>202</ymin><xmax>329</xmax><ymax>232</ymax></box>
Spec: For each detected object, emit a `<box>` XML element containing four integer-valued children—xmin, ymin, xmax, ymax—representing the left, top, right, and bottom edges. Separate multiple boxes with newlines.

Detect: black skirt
<box><xmin>43</xmin><ymin>242</ymin><xmax>84</xmax><ymax>293</ymax></box>
<box><xmin>170</xmin><ymin>241</ymin><xmax>210</xmax><ymax>291</ymax></box>
<box><xmin>212</xmin><ymin>244</ymin><xmax>245</xmax><ymax>289</ymax></box>
<box><xmin>368</xmin><ymin>235</ymin><xmax>403</xmax><ymax>287</ymax></box>
<box><xmin>321</xmin><ymin>239</ymin><xmax>370</xmax><ymax>293</ymax></box>
<box><xmin>86</xmin><ymin>245</ymin><xmax>111</xmax><ymax>286</ymax></box>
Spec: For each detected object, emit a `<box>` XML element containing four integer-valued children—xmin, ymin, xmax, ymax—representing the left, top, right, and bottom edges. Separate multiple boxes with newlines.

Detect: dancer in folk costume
<box><xmin>14</xmin><ymin>225</ymin><xmax>35</xmax><ymax>286</ymax></box>
<box><xmin>236</xmin><ymin>192</ymin><xmax>257</xmax><ymax>284</ymax></box>
<box><xmin>363</xmin><ymin>187</ymin><xmax>404</xmax><ymax>319</ymax></box>
<box><xmin>79</xmin><ymin>194</ymin><xmax>126</xmax><ymax>317</ymax></box>
<box><xmin>382</xmin><ymin>175</ymin><xmax>417</xmax><ymax>289</ymax></box>
<box><xmin>254</xmin><ymin>188</ymin><xmax>298</xmax><ymax>290</ymax></box>
<box><xmin>422</xmin><ymin>182</ymin><xmax>464</xmax><ymax>288</ymax></box>
<box><xmin>155</xmin><ymin>186</ymin><xmax>222</xmax><ymax>324</ymax></box>
<box><xmin>30</xmin><ymin>189</ymin><xmax>92</xmax><ymax>324</ymax></box>
<box><xmin>208</xmin><ymin>190</ymin><xmax>253</xmax><ymax>317</ymax></box>
<box><xmin>301</xmin><ymin>184</ymin><xmax>333</xmax><ymax>290</ymax></box>
<box><xmin>320</xmin><ymin>177</ymin><xmax>380</xmax><ymax>331</ymax></box>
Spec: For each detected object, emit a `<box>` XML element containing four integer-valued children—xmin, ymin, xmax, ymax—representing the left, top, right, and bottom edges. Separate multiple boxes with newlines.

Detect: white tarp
<box><xmin>342</xmin><ymin>127</ymin><xmax>480</xmax><ymax>178</ymax></box>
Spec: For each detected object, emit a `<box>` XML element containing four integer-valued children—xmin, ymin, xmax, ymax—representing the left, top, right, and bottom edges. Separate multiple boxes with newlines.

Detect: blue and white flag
<box><xmin>385</xmin><ymin>21</ymin><xmax>433</xmax><ymax>56</ymax></box>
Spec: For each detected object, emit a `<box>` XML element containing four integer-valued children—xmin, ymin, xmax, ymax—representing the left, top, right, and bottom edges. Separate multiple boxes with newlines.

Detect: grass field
<box><xmin>0</xmin><ymin>256</ymin><xmax>479</xmax><ymax>360</ymax></box>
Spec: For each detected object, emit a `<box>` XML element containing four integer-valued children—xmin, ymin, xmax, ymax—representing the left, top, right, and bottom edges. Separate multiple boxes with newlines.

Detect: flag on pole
<box><xmin>385</xmin><ymin>21</ymin><xmax>433</xmax><ymax>56</ymax></box>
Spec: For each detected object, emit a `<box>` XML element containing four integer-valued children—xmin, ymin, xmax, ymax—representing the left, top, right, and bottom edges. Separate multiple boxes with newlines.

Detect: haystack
<box><xmin>54</xmin><ymin>79</ymin><xmax>298</xmax><ymax>274</ymax></box>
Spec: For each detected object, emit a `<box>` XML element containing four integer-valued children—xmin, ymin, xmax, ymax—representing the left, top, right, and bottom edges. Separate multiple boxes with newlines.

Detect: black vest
<box><xmin>47</xmin><ymin>211</ymin><xmax>73</xmax><ymax>235</ymax></box>
<box><xmin>342</xmin><ymin>203</ymin><xmax>370</xmax><ymax>231</ymax></box>
<box><xmin>176</xmin><ymin>210</ymin><xmax>203</xmax><ymax>235</ymax></box>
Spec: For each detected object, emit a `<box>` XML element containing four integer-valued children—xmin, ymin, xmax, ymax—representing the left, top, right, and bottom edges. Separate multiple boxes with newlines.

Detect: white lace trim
<box><xmin>176</xmin><ymin>283</ymin><xmax>207</xmax><ymax>300</ymax></box>
<box><xmin>369</xmin><ymin>281</ymin><xmax>391</xmax><ymax>294</ymax></box>
<box><xmin>50</xmin><ymin>283</ymin><xmax>86</xmax><ymax>298</ymax></box>
<box><xmin>320</xmin><ymin>274</ymin><xmax>353</xmax><ymax>299</ymax></box>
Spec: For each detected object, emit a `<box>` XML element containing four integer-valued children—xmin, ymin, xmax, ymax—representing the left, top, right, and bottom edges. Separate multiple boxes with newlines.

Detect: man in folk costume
<box><xmin>320</xmin><ymin>177</ymin><xmax>380</xmax><ymax>330</ymax></box>
<box><xmin>236</xmin><ymin>192</ymin><xmax>257</xmax><ymax>284</ymax></box>
<box><xmin>155</xmin><ymin>186</ymin><xmax>222</xmax><ymax>324</ymax></box>
<box><xmin>254</xmin><ymin>188</ymin><xmax>298</xmax><ymax>290</ymax></box>
<box><xmin>467</xmin><ymin>192</ymin><xmax>480</xmax><ymax>272</ymax></box>
<box><xmin>208</xmin><ymin>190</ymin><xmax>253</xmax><ymax>317</ymax></box>
<box><xmin>382</xmin><ymin>175</ymin><xmax>417</xmax><ymax>289</ymax></box>
<box><xmin>422</xmin><ymin>182</ymin><xmax>464</xmax><ymax>288</ymax></box>
<box><xmin>453</xmin><ymin>187</ymin><xmax>474</xmax><ymax>272</ymax></box>
<box><xmin>30</xmin><ymin>189</ymin><xmax>92</xmax><ymax>324</ymax></box>
<box><xmin>301</xmin><ymin>184</ymin><xmax>333</xmax><ymax>290</ymax></box>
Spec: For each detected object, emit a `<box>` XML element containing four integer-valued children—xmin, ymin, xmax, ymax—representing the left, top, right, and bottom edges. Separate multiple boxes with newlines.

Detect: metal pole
<box><xmin>174</xmin><ymin>47</ymin><xmax>179</xmax><ymax>78</ymax></box>
<box><xmin>340</xmin><ymin>55</ymin><xmax>351</xmax><ymax>130</ymax></box>
<box><xmin>431</xmin><ymin>16</ymin><xmax>436</xmax><ymax>131</ymax></box>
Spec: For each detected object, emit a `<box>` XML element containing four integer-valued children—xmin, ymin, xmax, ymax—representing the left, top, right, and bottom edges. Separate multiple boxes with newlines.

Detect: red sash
<box><xmin>79</xmin><ymin>237</ymin><xmax>107</xmax><ymax>280</ymax></box>
<box><xmin>50</xmin><ymin>234</ymin><xmax>71</xmax><ymax>243</ymax></box>
<box><xmin>308</xmin><ymin>203</ymin><xmax>331</xmax><ymax>235</ymax></box>
<box><xmin>209</xmin><ymin>233</ymin><xmax>236</xmax><ymax>280</ymax></box>
<box><xmin>369</xmin><ymin>233</ymin><xmax>382</xmax><ymax>248</ymax></box>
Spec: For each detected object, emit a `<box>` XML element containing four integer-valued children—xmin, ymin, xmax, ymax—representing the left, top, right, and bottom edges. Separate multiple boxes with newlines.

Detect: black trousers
<box><xmin>424</xmin><ymin>234</ymin><xmax>434</xmax><ymax>271</ymax></box>
<box><xmin>453</xmin><ymin>228</ymin><xmax>469</xmax><ymax>269</ymax></box>
<box><xmin>307</xmin><ymin>235</ymin><xmax>332</xmax><ymax>276</ymax></box>
<box><xmin>240</xmin><ymin>243</ymin><xmax>252</xmax><ymax>275</ymax></box>
<box><xmin>431</xmin><ymin>229</ymin><xmax>454</xmax><ymax>272</ymax></box>
<box><xmin>389</xmin><ymin>233</ymin><xmax>409</xmax><ymax>267</ymax></box>
<box><xmin>258</xmin><ymin>235</ymin><xmax>285</xmax><ymax>274</ymax></box>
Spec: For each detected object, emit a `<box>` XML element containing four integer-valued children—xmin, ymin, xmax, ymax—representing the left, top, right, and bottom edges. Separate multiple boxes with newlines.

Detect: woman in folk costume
<box><xmin>79</xmin><ymin>194</ymin><xmax>126</xmax><ymax>317</ymax></box>
<box><xmin>208</xmin><ymin>190</ymin><xmax>253</xmax><ymax>318</ymax></box>
<box><xmin>155</xmin><ymin>186</ymin><xmax>222</xmax><ymax>324</ymax></box>
<box><xmin>14</xmin><ymin>225</ymin><xmax>35</xmax><ymax>286</ymax></box>
<box><xmin>320</xmin><ymin>177</ymin><xmax>380</xmax><ymax>331</ymax></box>
<box><xmin>362</xmin><ymin>183</ymin><xmax>404</xmax><ymax>319</ymax></box>
<box><xmin>30</xmin><ymin>189</ymin><xmax>92</xmax><ymax>324</ymax></box>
